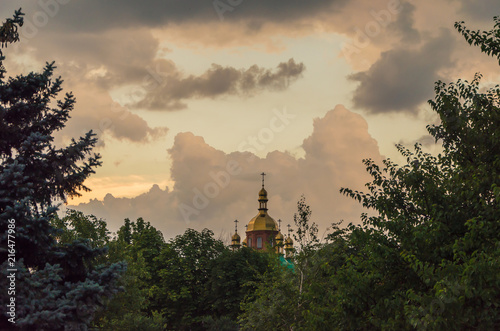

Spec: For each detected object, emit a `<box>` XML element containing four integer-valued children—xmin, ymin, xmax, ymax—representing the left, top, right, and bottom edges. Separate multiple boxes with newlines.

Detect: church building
<box><xmin>230</xmin><ymin>173</ymin><xmax>293</xmax><ymax>258</ymax></box>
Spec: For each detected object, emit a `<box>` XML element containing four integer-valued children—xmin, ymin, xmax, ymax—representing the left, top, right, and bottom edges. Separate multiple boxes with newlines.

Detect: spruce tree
<box><xmin>0</xmin><ymin>9</ymin><xmax>125</xmax><ymax>330</ymax></box>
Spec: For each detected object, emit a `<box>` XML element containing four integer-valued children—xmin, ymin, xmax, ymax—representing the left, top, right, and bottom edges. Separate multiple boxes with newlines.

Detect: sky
<box><xmin>3</xmin><ymin>0</ymin><xmax>500</xmax><ymax>242</ymax></box>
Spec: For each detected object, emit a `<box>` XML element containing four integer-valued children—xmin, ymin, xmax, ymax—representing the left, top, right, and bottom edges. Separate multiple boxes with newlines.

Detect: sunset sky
<box><xmin>4</xmin><ymin>0</ymin><xmax>500</xmax><ymax>241</ymax></box>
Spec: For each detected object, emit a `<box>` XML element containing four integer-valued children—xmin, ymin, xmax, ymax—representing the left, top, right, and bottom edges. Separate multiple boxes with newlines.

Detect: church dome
<box><xmin>259</xmin><ymin>187</ymin><xmax>267</xmax><ymax>198</ymax></box>
<box><xmin>275</xmin><ymin>232</ymin><xmax>284</xmax><ymax>242</ymax></box>
<box><xmin>231</xmin><ymin>232</ymin><xmax>241</xmax><ymax>242</ymax></box>
<box><xmin>247</xmin><ymin>212</ymin><xmax>277</xmax><ymax>232</ymax></box>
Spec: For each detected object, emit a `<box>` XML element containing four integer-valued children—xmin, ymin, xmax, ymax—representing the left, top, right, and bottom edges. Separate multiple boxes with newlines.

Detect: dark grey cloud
<box><xmin>389</xmin><ymin>1</ymin><xmax>420</xmax><ymax>43</ymax></box>
<box><xmin>457</xmin><ymin>0</ymin><xmax>500</xmax><ymax>21</ymax></box>
<box><xmin>26</xmin><ymin>0</ymin><xmax>347</xmax><ymax>33</ymax></box>
<box><xmin>398</xmin><ymin>134</ymin><xmax>437</xmax><ymax>149</ymax></box>
<box><xmin>16</xmin><ymin>23</ymin><xmax>304</xmax><ymax>112</ymax></box>
<box><xmin>349</xmin><ymin>29</ymin><xmax>455</xmax><ymax>114</ymax></box>
<box><xmin>132</xmin><ymin>58</ymin><xmax>305</xmax><ymax>110</ymax></box>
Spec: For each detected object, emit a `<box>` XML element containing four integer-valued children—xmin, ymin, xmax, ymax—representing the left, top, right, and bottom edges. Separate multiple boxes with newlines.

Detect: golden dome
<box><xmin>285</xmin><ymin>236</ymin><xmax>293</xmax><ymax>245</ymax></box>
<box><xmin>259</xmin><ymin>187</ymin><xmax>268</xmax><ymax>198</ymax></box>
<box><xmin>275</xmin><ymin>232</ymin><xmax>284</xmax><ymax>242</ymax></box>
<box><xmin>247</xmin><ymin>212</ymin><xmax>277</xmax><ymax>232</ymax></box>
<box><xmin>231</xmin><ymin>232</ymin><xmax>241</xmax><ymax>242</ymax></box>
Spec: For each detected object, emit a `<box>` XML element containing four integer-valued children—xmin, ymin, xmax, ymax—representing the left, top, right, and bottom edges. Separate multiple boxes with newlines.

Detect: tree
<box><xmin>239</xmin><ymin>197</ymin><xmax>328</xmax><ymax>331</ymax></box>
<box><xmin>0</xmin><ymin>9</ymin><xmax>124</xmax><ymax>329</ymax></box>
<box><xmin>149</xmin><ymin>228</ymin><xmax>226</xmax><ymax>330</ymax></box>
<box><xmin>92</xmin><ymin>218</ymin><xmax>167</xmax><ymax>330</ymax></box>
<box><xmin>51</xmin><ymin>209</ymin><xmax>109</xmax><ymax>249</ymax></box>
<box><xmin>240</xmin><ymin>16</ymin><xmax>500</xmax><ymax>331</ymax></box>
<box><xmin>206</xmin><ymin>246</ymin><xmax>273</xmax><ymax>325</ymax></box>
<box><xmin>337</xmin><ymin>17</ymin><xmax>500</xmax><ymax>330</ymax></box>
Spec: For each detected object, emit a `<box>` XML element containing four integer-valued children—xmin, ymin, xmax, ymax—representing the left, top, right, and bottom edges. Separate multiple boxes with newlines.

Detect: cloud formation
<box><xmin>36</xmin><ymin>0</ymin><xmax>347</xmax><ymax>32</ymax></box>
<box><xmin>457</xmin><ymin>0</ymin><xmax>500</xmax><ymax>21</ymax></box>
<box><xmin>132</xmin><ymin>58</ymin><xmax>305</xmax><ymax>110</ymax></box>
<box><xmin>54</xmin><ymin>83</ymin><xmax>168</xmax><ymax>146</ymax></box>
<box><xmin>349</xmin><ymin>29</ymin><xmax>455</xmax><ymax>114</ymax></box>
<box><xmin>70</xmin><ymin>105</ymin><xmax>383</xmax><ymax>240</ymax></box>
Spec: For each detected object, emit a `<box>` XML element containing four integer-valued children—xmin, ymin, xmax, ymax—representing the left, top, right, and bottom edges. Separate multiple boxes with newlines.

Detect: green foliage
<box><xmin>207</xmin><ymin>246</ymin><xmax>272</xmax><ymax>321</ymax></box>
<box><xmin>455</xmin><ymin>16</ymin><xmax>500</xmax><ymax>63</ymax></box>
<box><xmin>240</xmin><ymin>17</ymin><xmax>500</xmax><ymax>330</ymax></box>
<box><xmin>293</xmin><ymin>195</ymin><xmax>319</xmax><ymax>252</ymax></box>
<box><xmin>0</xmin><ymin>10</ymin><xmax>124</xmax><ymax>329</ymax></box>
<box><xmin>335</xmin><ymin>18</ymin><xmax>500</xmax><ymax>330</ymax></box>
<box><xmin>239</xmin><ymin>198</ymin><xmax>331</xmax><ymax>331</ymax></box>
<box><xmin>92</xmin><ymin>218</ymin><xmax>167</xmax><ymax>330</ymax></box>
<box><xmin>51</xmin><ymin>209</ymin><xmax>109</xmax><ymax>248</ymax></box>
<box><xmin>149</xmin><ymin>228</ymin><xmax>226</xmax><ymax>330</ymax></box>
<box><xmin>0</xmin><ymin>9</ymin><xmax>23</xmax><ymax>79</ymax></box>
<box><xmin>239</xmin><ymin>259</ymin><xmax>298</xmax><ymax>330</ymax></box>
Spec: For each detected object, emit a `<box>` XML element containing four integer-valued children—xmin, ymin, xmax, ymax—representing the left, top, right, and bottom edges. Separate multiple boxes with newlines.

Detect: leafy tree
<box><xmin>336</xmin><ymin>17</ymin><xmax>500</xmax><ymax>330</ymax></box>
<box><xmin>239</xmin><ymin>259</ymin><xmax>298</xmax><ymax>331</ymax></box>
<box><xmin>149</xmin><ymin>228</ymin><xmax>226</xmax><ymax>330</ymax></box>
<box><xmin>293</xmin><ymin>195</ymin><xmax>319</xmax><ymax>252</ymax></box>
<box><xmin>92</xmin><ymin>218</ymin><xmax>167</xmax><ymax>330</ymax></box>
<box><xmin>239</xmin><ymin>197</ymin><xmax>327</xmax><ymax>331</ymax></box>
<box><xmin>0</xmin><ymin>9</ymin><xmax>124</xmax><ymax>329</ymax></box>
<box><xmin>127</xmin><ymin>218</ymin><xmax>166</xmax><ymax>273</ymax></box>
<box><xmin>241</xmin><ymin>16</ymin><xmax>500</xmax><ymax>331</ymax></box>
<box><xmin>51</xmin><ymin>209</ymin><xmax>109</xmax><ymax>249</ymax></box>
<box><xmin>206</xmin><ymin>246</ymin><xmax>273</xmax><ymax>323</ymax></box>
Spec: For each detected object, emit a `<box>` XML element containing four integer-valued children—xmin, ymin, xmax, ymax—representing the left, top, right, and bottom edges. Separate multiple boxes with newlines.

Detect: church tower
<box><xmin>245</xmin><ymin>173</ymin><xmax>279</xmax><ymax>250</ymax></box>
<box><xmin>230</xmin><ymin>219</ymin><xmax>241</xmax><ymax>251</ymax></box>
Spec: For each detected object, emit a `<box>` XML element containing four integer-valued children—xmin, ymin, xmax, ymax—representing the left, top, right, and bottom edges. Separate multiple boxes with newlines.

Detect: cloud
<box><xmin>19</xmin><ymin>25</ymin><xmax>305</xmax><ymax>111</ymax></box>
<box><xmin>69</xmin><ymin>105</ymin><xmax>383</xmax><ymax>241</ymax></box>
<box><xmin>132</xmin><ymin>58</ymin><xmax>305</xmax><ymax>110</ymax></box>
<box><xmin>55</xmin><ymin>83</ymin><xmax>168</xmax><ymax>146</ymax></box>
<box><xmin>389</xmin><ymin>1</ymin><xmax>420</xmax><ymax>43</ymax></box>
<box><xmin>37</xmin><ymin>0</ymin><xmax>347</xmax><ymax>32</ymax></box>
<box><xmin>457</xmin><ymin>0</ymin><xmax>500</xmax><ymax>21</ymax></box>
<box><xmin>349</xmin><ymin>29</ymin><xmax>455</xmax><ymax>114</ymax></box>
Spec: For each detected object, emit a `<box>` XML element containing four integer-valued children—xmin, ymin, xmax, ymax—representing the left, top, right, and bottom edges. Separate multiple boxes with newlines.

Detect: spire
<box><xmin>231</xmin><ymin>219</ymin><xmax>241</xmax><ymax>251</ymax></box>
<box><xmin>285</xmin><ymin>224</ymin><xmax>294</xmax><ymax>258</ymax></box>
<box><xmin>275</xmin><ymin>219</ymin><xmax>284</xmax><ymax>255</ymax></box>
<box><xmin>258</xmin><ymin>172</ymin><xmax>268</xmax><ymax>212</ymax></box>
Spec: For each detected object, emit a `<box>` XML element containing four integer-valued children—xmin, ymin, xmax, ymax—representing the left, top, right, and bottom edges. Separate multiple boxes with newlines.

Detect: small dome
<box><xmin>231</xmin><ymin>232</ymin><xmax>241</xmax><ymax>241</ymax></box>
<box><xmin>275</xmin><ymin>232</ymin><xmax>284</xmax><ymax>242</ymax></box>
<box><xmin>285</xmin><ymin>236</ymin><xmax>293</xmax><ymax>245</ymax></box>
<box><xmin>247</xmin><ymin>213</ymin><xmax>277</xmax><ymax>232</ymax></box>
<box><xmin>259</xmin><ymin>187</ymin><xmax>267</xmax><ymax>198</ymax></box>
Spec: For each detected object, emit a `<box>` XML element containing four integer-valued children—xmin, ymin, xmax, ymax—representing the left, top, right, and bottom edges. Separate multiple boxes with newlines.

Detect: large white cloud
<box><xmin>70</xmin><ymin>105</ymin><xmax>383</xmax><ymax>241</ymax></box>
